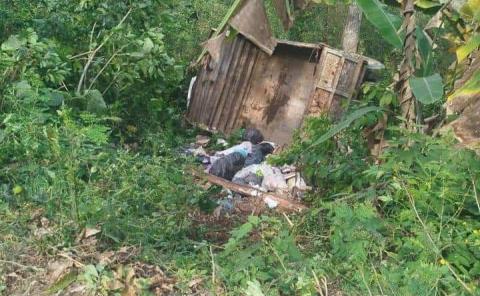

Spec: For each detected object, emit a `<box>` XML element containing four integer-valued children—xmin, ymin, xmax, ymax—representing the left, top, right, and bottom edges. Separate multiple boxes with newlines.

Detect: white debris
<box><xmin>187</xmin><ymin>146</ymin><xmax>208</xmax><ymax>157</ymax></box>
<box><xmin>286</xmin><ymin>173</ymin><xmax>309</xmax><ymax>191</ymax></box>
<box><xmin>262</xmin><ymin>166</ymin><xmax>288</xmax><ymax>192</ymax></box>
<box><xmin>281</xmin><ymin>164</ymin><xmax>297</xmax><ymax>174</ymax></box>
<box><xmin>196</xmin><ymin>135</ymin><xmax>210</xmax><ymax>146</ymax></box>
<box><xmin>232</xmin><ymin>163</ymin><xmax>288</xmax><ymax>193</ymax></box>
<box><xmin>264</xmin><ymin>197</ymin><xmax>279</xmax><ymax>209</ymax></box>
<box><xmin>216</xmin><ymin>138</ymin><xmax>229</xmax><ymax>147</ymax></box>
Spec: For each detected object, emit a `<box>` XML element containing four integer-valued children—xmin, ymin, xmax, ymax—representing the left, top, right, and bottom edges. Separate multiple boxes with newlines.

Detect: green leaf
<box><xmin>142</xmin><ymin>37</ymin><xmax>154</xmax><ymax>54</ymax></box>
<box><xmin>1</xmin><ymin>35</ymin><xmax>23</xmax><ymax>51</ymax></box>
<box><xmin>85</xmin><ymin>90</ymin><xmax>107</xmax><ymax>114</ymax></box>
<box><xmin>380</xmin><ymin>92</ymin><xmax>394</xmax><ymax>107</ymax></box>
<box><xmin>457</xmin><ymin>34</ymin><xmax>480</xmax><ymax>62</ymax></box>
<box><xmin>357</xmin><ymin>0</ymin><xmax>403</xmax><ymax>49</ymax></box>
<box><xmin>415</xmin><ymin>0</ymin><xmax>442</xmax><ymax>9</ymax></box>
<box><xmin>460</xmin><ymin>0</ymin><xmax>480</xmax><ymax>21</ymax></box>
<box><xmin>416</xmin><ymin>27</ymin><xmax>434</xmax><ymax>75</ymax></box>
<box><xmin>409</xmin><ymin>73</ymin><xmax>444</xmax><ymax>104</ymax></box>
<box><xmin>44</xmin><ymin>90</ymin><xmax>65</xmax><ymax>107</ymax></box>
<box><xmin>46</xmin><ymin>271</ymin><xmax>78</xmax><ymax>295</ymax></box>
<box><xmin>448</xmin><ymin>69</ymin><xmax>480</xmax><ymax>101</ymax></box>
<box><xmin>308</xmin><ymin>106</ymin><xmax>382</xmax><ymax>149</ymax></box>
<box><xmin>14</xmin><ymin>80</ymin><xmax>33</xmax><ymax>99</ymax></box>
<box><xmin>244</xmin><ymin>280</ymin><xmax>265</xmax><ymax>296</ymax></box>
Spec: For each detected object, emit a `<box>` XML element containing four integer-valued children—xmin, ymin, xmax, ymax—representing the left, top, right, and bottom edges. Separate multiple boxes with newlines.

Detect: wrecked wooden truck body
<box><xmin>187</xmin><ymin>0</ymin><xmax>369</xmax><ymax>146</ymax></box>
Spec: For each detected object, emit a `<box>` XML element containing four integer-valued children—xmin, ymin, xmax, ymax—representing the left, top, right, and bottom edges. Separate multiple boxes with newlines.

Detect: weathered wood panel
<box><xmin>239</xmin><ymin>43</ymin><xmax>320</xmax><ymax>145</ymax></box>
<box><xmin>187</xmin><ymin>34</ymin><xmax>367</xmax><ymax>146</ymax></box>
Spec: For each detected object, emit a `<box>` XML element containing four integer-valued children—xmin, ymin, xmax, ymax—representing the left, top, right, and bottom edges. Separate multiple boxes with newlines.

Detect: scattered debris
<box><xmin>193</xmin><ymin>170</ymin><xmax>307</xmax><ymax>212</ymax></box>
<box><xmin>261</xmin><ymin>165</ymin><xmax>289</xmax><ymax>193</ymax></box>
<box><xmin>196</xmin><ymin>135</ymin><xmax>211</xmax><ymax>146</ymax></box>
<box><xmin>186</xmin><ymin>146</ymin><xmax>208</xmax><ymax>157</ymax></box>
<box><xmin>233</xmin><ymin>164</ymin><xmax>265</xmax><ymax>187</ymax></box>
<box><xmin>84</xmin><ymin>227</ymin><xmax>101</xmax><ymax>239</ymax></box>
<box><xmin>286</xmin><ymin>172</ymin><xmax>310</xmax><ymax>199</ymax></box>
<box><xmin>184</xmin><ymin>127</ymin><xmax>310</xmax><ymax>213</ymax></box>
<box><xmin>245</xmin><ymin>142</ymin><xmax>275</xmax><ymax>166</ymax></box>
<box><xmin>280</xmin><ymin>164</ymin><xmax>297</xmax><ymax>174</ymax></box>
<box><xmin>216</xmin><ymin>138</ymin><xmax>229</xmax><ymax>147</ymax></box>
<box><xmin>209</xmin><ymin>151</ymin><xmax>247</xmax><ymax>180</ymax></box>
<box><xmin>264</xmin><ymin>197</ymin><xmax>279</xmax><ymax>209</ymax></box>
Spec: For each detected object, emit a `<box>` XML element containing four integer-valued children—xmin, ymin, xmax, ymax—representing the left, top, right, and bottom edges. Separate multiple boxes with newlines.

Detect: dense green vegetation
<box><xmin>1</xmin><ymin>0</ymin><xmax>479</xmax><ymax>295</ymax></box>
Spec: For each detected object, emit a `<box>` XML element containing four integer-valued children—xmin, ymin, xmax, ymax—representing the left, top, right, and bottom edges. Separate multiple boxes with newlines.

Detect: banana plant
<box><xmin>447</xmin><ymin>0</ymin><xmax>480</xmax><ymax>103</ymax></box>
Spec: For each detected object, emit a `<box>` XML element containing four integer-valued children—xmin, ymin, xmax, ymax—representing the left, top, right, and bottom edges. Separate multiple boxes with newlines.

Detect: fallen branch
<box><xmin>192</xmin><ymin>170</ymin><xmax>307</xmax><ymax>212</ymax></box>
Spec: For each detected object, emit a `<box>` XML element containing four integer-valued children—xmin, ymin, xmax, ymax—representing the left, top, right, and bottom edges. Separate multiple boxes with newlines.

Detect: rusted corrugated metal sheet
<box><xmin>187</xmin><ymin>34</ymin><xmax>367</xmax><ymax>146</ymax></box>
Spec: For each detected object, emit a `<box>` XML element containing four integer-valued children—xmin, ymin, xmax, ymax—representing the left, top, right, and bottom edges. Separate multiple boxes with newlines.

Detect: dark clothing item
<box><xmin>245</xmin><ymin>143</ymin><xmax>275</xmax><ymax>166</ymax></box>
<box><xmin>242</xmin><ymin>128</ymin><xmax>264</xmax><ymax>145</ymax></box>
<box><xmin>209</xmin><ymin>152</ymin><xmax>246</xmax><ymax>180</ymax></box>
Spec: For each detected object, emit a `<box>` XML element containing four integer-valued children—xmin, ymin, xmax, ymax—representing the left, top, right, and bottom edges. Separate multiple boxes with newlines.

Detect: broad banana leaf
<box><xmin>309</xmin><ymin>106</ymin><xmax>382</xmax><ymax>149</ymax></box>
<box><xmin>409</xmin><ymin>74</ymin><xmax>444</xmax><ymax>104</ymax></box>
<box><xmin>460</xmin><ymin>0</ymin><xmax>480</xmax><ymax>21</ymax></box>
<box><xmin>448</xmin><ymin>69</ymin><xmax>480</xmax><ymax>101</ymax></box>
<box><xmin>416</xmin><ymin>26</ymin><xmax>434</xmax><ymax>75</ymax></box>
<box><xmin>457</xmin><ymin>34</ymin><xmax>480</xmax><ymax>62</ymax></box>
<box><xmin>357</xmin><ymin>0</ymin><xmax>404</xmax><ymax>49</ymax></box>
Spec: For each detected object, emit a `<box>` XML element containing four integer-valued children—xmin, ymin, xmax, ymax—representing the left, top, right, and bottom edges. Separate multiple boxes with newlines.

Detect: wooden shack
<box><xmin>187</xmin><ymin>0</ymin><xmax>368</xmax><ymax>146</ymax></box>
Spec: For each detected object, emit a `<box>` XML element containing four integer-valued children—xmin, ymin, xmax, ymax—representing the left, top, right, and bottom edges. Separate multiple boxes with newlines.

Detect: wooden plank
<box><xmin>226</xmin><ymin>44</ymin><xmax>260</xmax><ymax>132</ymax></box>
<box><xmin>317</xmin><ymin>50</ymin><xmax>342</xmax><ymax>89</ymax></box>
<box><xmin>316</xmin><ymin>86</ymin><xmax>349</xmax><ymax>98</ymax></box>
<box><xmin>346</xmin><ymin>59</ymin><xmax>364</xmax><ymax>97</ymax></box>
<box><xmin>192</xmin><ymin>170</ymin><xmax>307</xmax><ymax>212</ymax></box>
<box><xmin>201</xmin><ymin>37</ymin><xmax>241</xmax><ymax>129</ymax></box>
<box><xmin>218</xmin><ymin>38</ymin><xmax>253</xmax><ymax>131</ymax></box>
<box><xmin>202</xmin><ymin>37</ymin><xmax>240</xmax><ymax>126</ymax></box>
<box><xmin>210</xmin><ymin>38</ymin><xmax>246</xmax><ymax>129</ymax></box>
<box><xmin>336</xmin><ymin>59</ymin><xmax>357</xmax><ymax>93</ymax></box>
<box><xmin>327</xmin><ymin>55</ymin><xmax>346</xmax><ymax>111</ymax></box>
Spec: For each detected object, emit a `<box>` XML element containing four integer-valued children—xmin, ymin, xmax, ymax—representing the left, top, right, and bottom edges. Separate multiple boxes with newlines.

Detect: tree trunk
<box><xmin>396</xmin><ymin>0</ymin><xmax>417</xmax><ymax>129</ymax></box>
<box><xmin>341</xmin><ymin>4</ymin><xmax>362</xmax><ymax>53</ymax></box>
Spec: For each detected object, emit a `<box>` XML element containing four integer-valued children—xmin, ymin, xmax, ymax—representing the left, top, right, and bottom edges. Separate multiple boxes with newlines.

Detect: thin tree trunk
<box><xmin>396</xmin><ymin>0</ymin><xmax>417</xmax><ymax>128</ymax></box>
<box><xmin>342</xmin><ymin>4</ymin><xmax>362</xmax><ymax>53</ymax></box>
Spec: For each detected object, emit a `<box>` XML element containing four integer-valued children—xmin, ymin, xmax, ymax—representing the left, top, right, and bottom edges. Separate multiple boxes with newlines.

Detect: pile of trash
<box><xmin>185</xmin><ymin>128</ymin><xmax>310</xmax><ymax>212</ymax></box>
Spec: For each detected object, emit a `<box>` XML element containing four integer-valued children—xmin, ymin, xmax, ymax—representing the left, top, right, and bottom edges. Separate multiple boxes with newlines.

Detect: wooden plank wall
<box><xmin>187</xmin><ymin>35</ymin><xmax>260</xmax><ymax>132</ymax></box>
<box><xmin>187</xmin><ymin>35</ymin><xmax>366</xmax><ymax>145</ymax></box>
<box><xmin>307</xmin><ymin>48</ymin><xmax>365</xmax><ymax>119</ymax></box>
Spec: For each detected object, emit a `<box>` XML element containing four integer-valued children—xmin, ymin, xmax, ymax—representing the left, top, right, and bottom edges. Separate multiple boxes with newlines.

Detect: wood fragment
<box><xmin>191</xmin><ymin>170</ymin><xmax>307</xmax><ymax>212</ymax></box>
